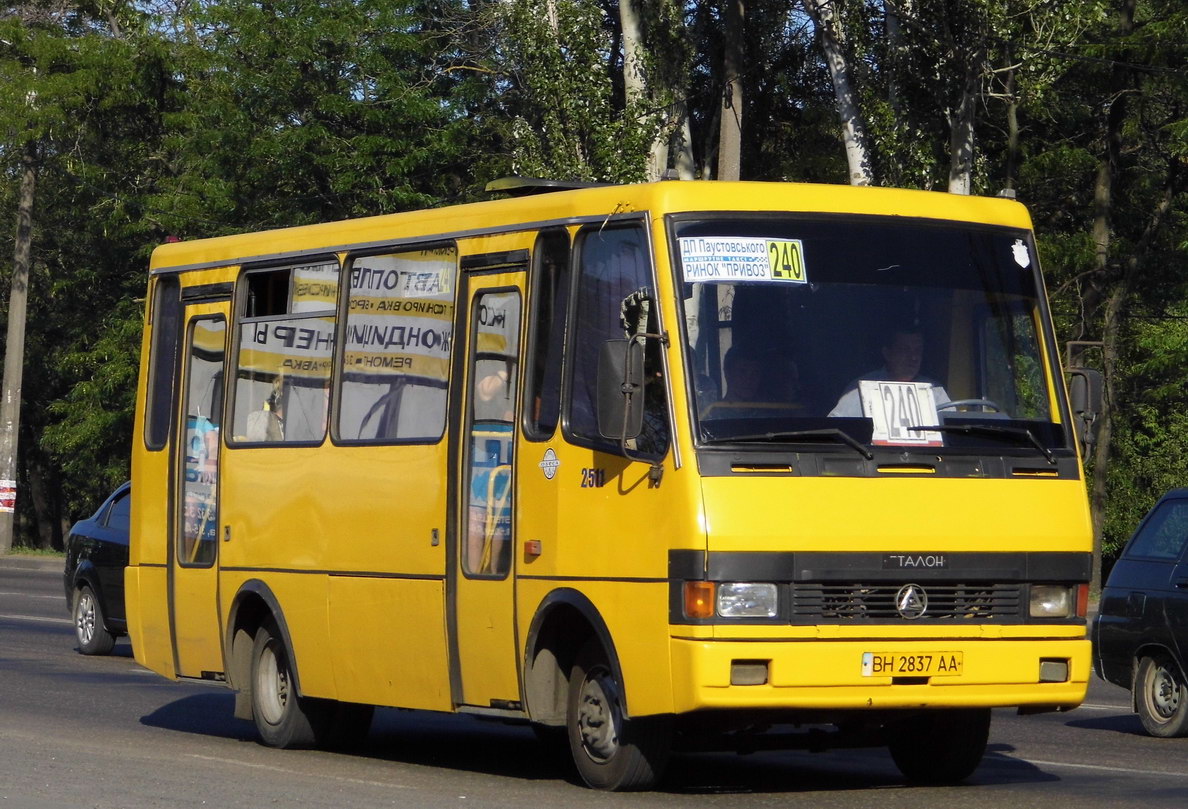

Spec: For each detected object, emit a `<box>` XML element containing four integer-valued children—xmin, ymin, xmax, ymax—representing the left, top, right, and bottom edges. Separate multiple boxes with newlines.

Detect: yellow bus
<box><xmin>127</xmin><ymin>179</ymin><xmax>1096</xmax><ymax>790</ymax></box>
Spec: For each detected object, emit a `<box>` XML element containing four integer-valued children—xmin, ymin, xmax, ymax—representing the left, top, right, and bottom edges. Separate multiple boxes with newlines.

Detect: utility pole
<box><xmin>0</xmin><ymin>140</ymin><xmax>37</xmax><ymax>554</ymax></box>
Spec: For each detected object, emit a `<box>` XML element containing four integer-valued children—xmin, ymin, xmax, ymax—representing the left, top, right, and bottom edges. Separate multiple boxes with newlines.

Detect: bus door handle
<box><xmin>223</xmin><ymin>525</ymin><xmax>232</xmax><ymax>543</ymax></box>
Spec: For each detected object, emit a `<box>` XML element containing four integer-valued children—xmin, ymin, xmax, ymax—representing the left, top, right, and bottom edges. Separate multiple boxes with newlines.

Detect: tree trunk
<box><xmin>885</xmin><ymin>0</ymin><xmax>909</xmax><ymax>115</ymax></box>
<box><xmin>0</xmin><ymin>141</ymin><xmax>37</xmax><ymax>554</ymax></box>
<box><xmin>619</xmin><ymin>0</ymin><xmax>669</xmax><ymax>180</ymax></box>
<box><xmin>1003</xmin><ymin>55</ymin><xmax>1019</xmax><ymax>191</ymax></box>
<box><xmin>1084</xmin><ymin>0</ymin><xmax>1137</xmax><ymax>592</ymax></box>
<box><xmin>717</xmin><ymin>0</ymin><xmax>744</xmax><ymax>181</ymax></box>
<box><xmin>947</xmin><ymin>49</ymin><xmax>982</xmax><ymax>195</ymax></box>
<box><xmin>26</xmin><ymin>447</ymin><xmax>60</xmax><ymax>551</ymax></box>
<box><xmin>806</xmin><ymin>0</ymin><xmax>872</xmax><ymax>186</ymax></box>
<box><xmin>1090</xmin><ymin>282</ymin><xmax>1124</xmax><ymax>593</ymax></box>
<box><xmin>674</xmin><ymin>100</ymin><xmax>696</xmax><ymax>180</ymax></box>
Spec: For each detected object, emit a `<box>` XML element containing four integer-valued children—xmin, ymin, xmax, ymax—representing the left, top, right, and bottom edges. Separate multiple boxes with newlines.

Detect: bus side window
<box><xmin>336</xmin><ymin>246</ymin><xmax>457</xmax><ymax>443</ymax></box>
<box><xmin>567</xmin><ymin>226</ymin><xmax>669</xmax><ymax>457</ymax></box>
<box><xmin>145</xmin><ymin>275</ymin><xmax>182</xmax><ymax>451</ymax></box>
<box><xmin>231</xmin><ymin>261</ymin><xmax>340</xmax><ymax>445</ymax></box>
<box><xmin>523</xmin><ymin>229</ymin><xmax>571</xmax><ymax>441</ymax></box>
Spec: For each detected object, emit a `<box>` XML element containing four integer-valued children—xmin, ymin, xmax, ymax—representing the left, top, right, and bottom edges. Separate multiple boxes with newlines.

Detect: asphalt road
<box><xmin>4</xmin><ymin>554</ymin><xmax>1187</xmax><ymax>808</ymax></box>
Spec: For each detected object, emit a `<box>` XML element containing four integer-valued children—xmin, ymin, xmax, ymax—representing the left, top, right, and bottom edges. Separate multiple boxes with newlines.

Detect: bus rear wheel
<box><xmin>250</xmin><ymin>620</ymin><xmax>329</xmax><ymax>748</ymax></box>
<box><xmin>886</xmin><ymin>708</ymin><xmax>990</xmax><ymax>785</ymax></box>
<box><xmin>566</xmin><ymin>640</ymin><xmax>671</xmax><ymax>790</ymax></box>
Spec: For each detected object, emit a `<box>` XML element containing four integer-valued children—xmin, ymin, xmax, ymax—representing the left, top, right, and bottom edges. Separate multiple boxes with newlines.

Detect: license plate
<box><xmin>861</xmin><ymin>651</ymin><xmax>963</xmax><ymax>677</ymax></box>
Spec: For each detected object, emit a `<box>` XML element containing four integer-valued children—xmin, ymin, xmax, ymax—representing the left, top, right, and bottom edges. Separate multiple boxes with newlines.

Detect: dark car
<box><xmin>63</xmin><ymin>482</ymin><xmax>131</xmax><ymax>655</ymax></box>
<box><xmin>1094</xmin><ymin>488</ymin><xmax>1188</xmax><ymax>737</ymax></box>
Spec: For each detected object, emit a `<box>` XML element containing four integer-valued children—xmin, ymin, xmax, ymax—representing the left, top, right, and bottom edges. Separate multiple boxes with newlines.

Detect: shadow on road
<box><xmin>140</xmin><ymin>693</ymin><xmax>256</xmax><ymax>742</ymax></box>
<box><xmin>137</xmin><ymin>695</ymin><xmax>1070</xmax><ymax>794</ymax></box>
<box><xmin>1065</xmin><ymin>713</ymin><xmax>1146</xmax><ymax>736</ymax></box>
<box><xmin>977</xmin><ymin>742</ymin><xmax>1062</xmax><ymax>785</ymax></box>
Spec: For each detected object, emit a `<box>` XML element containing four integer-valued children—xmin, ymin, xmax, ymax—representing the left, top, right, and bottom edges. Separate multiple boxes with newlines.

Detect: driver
<box><xmin>828</xmin><ymin>326</ymin><xmax>949</xmax><ymax>417</ymax></box>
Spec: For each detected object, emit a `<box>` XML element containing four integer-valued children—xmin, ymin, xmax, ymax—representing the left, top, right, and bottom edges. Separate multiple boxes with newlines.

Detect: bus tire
<box><xmin>250</xmin><ymin>620</ymin><xmax>329</xmax><ymax>748</ymax></box>
<box><xmin>74</xmin><ymin>585</ymin><xmax>116</xmax><ymax>656</ymax></box>
<box><xmin>566</xmin><ymin>640</ymin><xmax>670</xmax><ymax>790</ymax></box>
<box><xmin>887</xmin><ymin>708</ymin><xmax>990</xmax><ymax>785</ymax></box>
<box><xmin>1136</xmin><ymin>654</ymin><xmax>1188</xmax><ymax>737</ymax></box>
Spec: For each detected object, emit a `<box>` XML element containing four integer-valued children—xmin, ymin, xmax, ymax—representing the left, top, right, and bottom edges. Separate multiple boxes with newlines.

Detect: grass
<box><xmin>6</xmin><ymin>547</ymin><xmax>65</xmax><ymax>558</ymax></box>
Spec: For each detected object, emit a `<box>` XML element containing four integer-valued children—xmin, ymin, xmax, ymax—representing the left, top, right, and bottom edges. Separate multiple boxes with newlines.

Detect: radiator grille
<box><xmin>790</xmin><ymin>582</ymin><xmax>1022</xmax><ymax>622</ymax></box>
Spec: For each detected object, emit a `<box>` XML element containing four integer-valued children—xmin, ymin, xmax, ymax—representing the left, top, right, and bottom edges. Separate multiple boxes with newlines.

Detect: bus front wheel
<box><xmin>250</xmin><ymin>620</ymin><xmax>329</xmax><ymax>748</ymax></box>
<box><xmin>886</xmin><ymin>708</ymin><xmax>990</xmax><ymax>785</ymax></box>
<box><xmin>566</xmin><ymin>640</ymin><xmax>671</xmax><ymax>790</ymax></box>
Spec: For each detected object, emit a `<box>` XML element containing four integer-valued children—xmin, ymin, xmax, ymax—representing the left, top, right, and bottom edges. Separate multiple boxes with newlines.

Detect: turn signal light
<box><xmin>1076</xmin><ymin>583</ymin><xmax>1089</xmax><ymax>618</ymax></box>
<box><xmin>684</xmin><ymin>581</ymin><xmax>715</xmax><ymax>619</ymax></box>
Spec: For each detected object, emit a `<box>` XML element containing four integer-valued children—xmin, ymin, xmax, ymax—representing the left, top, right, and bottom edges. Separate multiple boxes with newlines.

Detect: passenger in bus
<box><xmin>722</xmin><ymin>345</ymin><xmax>765</xmax><ymax>403</ymax></box>
<box><xmin>828</xmin><ymin>326</ymin><xmax>950</xmax><ymax>417</ymax></box>
<box><xmin>474</xmin><ymin>367</ymin><xmax>514</xmax><ymax>422</ymax></box>
<box><xmin>467</xmin><ymin>362</ymin><xmax>515</xmax><ymax>574</ymax></box>
<box><xmin>714</xmin><ymin>346</ymin><xmax>805</xmax><ymax>413</ymax></box>
<box><xmin>245</xmin><ymin>376</ymin><xmax>284</xmax><ymax>441</ymax></box>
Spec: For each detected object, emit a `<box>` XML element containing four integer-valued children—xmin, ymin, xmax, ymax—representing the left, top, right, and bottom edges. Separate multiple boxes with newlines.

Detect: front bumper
<box><xmin>670</xmin><ymin>636</ymin><xmax>1090</xmax><ymax>713</ymax></box>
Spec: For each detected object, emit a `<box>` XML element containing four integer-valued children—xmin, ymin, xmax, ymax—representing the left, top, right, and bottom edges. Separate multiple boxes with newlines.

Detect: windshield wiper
<box><xmin>907</xmin><ymin>424</ymin><xmax>1055</xmax><ymax>464</ymax></box>
<box><xmin>702</xmin><ymin>428</ymin><xmax>873</xmax><ymax>460</ymax></box>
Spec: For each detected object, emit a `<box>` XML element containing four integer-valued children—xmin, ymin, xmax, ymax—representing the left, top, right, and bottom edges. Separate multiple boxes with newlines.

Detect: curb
<box><xmin>0</xmin><ymin>554</ymin><xmax>63</xmax><ymax>571</ymax></box>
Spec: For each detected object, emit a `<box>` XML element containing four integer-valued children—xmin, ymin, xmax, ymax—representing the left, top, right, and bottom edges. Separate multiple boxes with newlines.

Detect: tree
<box><xmin>1027</xmin><ymin>0</ymin><xmax>1188</xmax><ymax>584</ymax></box>
<box><xmin>803</xmin><ymin>0</ymin><xmax>872</xmax><ymax>185</ymax></box>
<box><xmin>1</xmin><ymin>3</ymin><xmax>160</xmax><ymax>549</ymax></box>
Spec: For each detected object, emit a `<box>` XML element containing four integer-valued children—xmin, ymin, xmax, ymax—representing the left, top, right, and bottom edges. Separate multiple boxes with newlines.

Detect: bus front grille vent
<box><xmin>790</xmin><ymin>582</ymin><xmax>1021</xmax><ymax>623</ymax></box>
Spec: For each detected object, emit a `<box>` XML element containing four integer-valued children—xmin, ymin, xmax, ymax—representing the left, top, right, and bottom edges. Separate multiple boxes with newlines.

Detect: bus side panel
<box><xmin>221</xmin><ymin>570</ymin><xmax>336</xmax><ymax>698</ymax></box>
<box><xmin>220</xmin><ymin>443</ymin><xmax>448</xmax><ymax>704</ymax></box>
<box><xmin>517</xmin><ymin>442</ymin><xmax>705</xmax><ymax>718</ymax></box>
<box><xmin>582</xmin><ymin>580</ymin><xmax>676</xmax><ymax>716</ymax></box>
<box><xmin>317</xmin><ymin>446</ymin><xmax>447</xmax><ymax>577</ymax></box>
<box><xmin>124</xmin><ymin>564</ymin><xmax>175</xmax><ymax>678</ymax></box>
<box><xmin>327</xmin><ymin>577</ymin><xmax>451</xmax><ymax>711</ymax></box>
<box><xmin>319</xmin><ymin>446</ymin><xmax>448</xmax><ymax>707</ymax></box>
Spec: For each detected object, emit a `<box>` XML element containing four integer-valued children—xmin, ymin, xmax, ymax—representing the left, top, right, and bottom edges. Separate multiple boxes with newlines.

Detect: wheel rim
<box><xmin>1148</xmin><ymin>662</ymin><xmax>1182</xmax><ymax>721</ymax></box>
<box><xmin>75</xmin><ymin>591</ymin><xmax>96</xmax><ymax>645</ymax></box>
<box><xmin>256</xmin><ymin>639</ymin><xmax>290</xmax><ymax>726</ymax></box>
<box><xmin>576</xmin><ymin>664</ymin><xmax>623</xmax><ymax>764</ymax></box>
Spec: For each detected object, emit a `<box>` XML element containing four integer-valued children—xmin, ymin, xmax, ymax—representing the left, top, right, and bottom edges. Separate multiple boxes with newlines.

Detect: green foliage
<box><xmin>41</xmin><ymin>299</ymin><xmax>142</xmax><ymax>505</ymax></box>
<box><xmin>153</xmin><ymin>0</ymin><xmax>483</xmax><ymax>235</ymax></box>
<box><xmin>0</xmin><ymin>0</ymin><xmax>1185</xmax><ymax>558</ymax></box>
<box><xmin>493</xmin><ymin>0</ymin><xmax>657</xmax><ymax>182</ymax></box>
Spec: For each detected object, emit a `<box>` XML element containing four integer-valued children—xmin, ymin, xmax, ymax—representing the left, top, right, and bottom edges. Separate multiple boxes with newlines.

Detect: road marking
<box><xmin>0</xmin><ymin>613</ymin><xmax>72</xmax><ymax>626</ymax></box>
<box><xmin>187</xmin><ymin>754</ymin><xmax>411</xmax><ymax>789</ymax></box>
<box><xmin>1023</xmin><ymin>758</ymin><xmax>1188</xmax><ymax>778</ymax></box>
<box><xmin>0</xmin><ymin>591</ymin><xmax>62</xmax><ymax>600</ymax></box>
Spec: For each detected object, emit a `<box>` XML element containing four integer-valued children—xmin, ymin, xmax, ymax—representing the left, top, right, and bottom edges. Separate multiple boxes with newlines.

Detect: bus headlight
<box><xmin>717</xmin><ymin>583</ymin><xmax>778</xmax><ymax>618</ymax></box>
<box><xmin>1030</xmin><ymin>584</ymin><xmax>1072</xmax><ymax>618</ymax></box>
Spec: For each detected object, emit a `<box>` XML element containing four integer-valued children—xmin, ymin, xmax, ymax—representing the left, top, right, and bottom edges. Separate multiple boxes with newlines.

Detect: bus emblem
<box><xmin>539</xmin><ymin>448</ymin><xmax>561</xmax><ymax>480</ymax></box>
<box><xmin>895</xmin><ymin>584</ymin><xmax>928</xmax><ymax>619</ymax></box>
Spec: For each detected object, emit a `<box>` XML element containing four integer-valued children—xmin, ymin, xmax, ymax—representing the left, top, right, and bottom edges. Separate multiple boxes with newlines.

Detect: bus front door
<box><xmin>450</xmin><ymin>273</ymin><xmax>525</xmax><ymax>709</ymax></box>
<box><xmin>171</xmin><ymin>309</ymin><xmax>228</xmax><ymax>679</ymax></box>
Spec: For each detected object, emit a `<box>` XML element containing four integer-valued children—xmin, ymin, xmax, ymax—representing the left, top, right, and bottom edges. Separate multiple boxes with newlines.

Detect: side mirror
<box><xmin>1066</xmin><ymin>367</ymin><xmax>1103</xmax><ymax>447</ymax></box>
<box><xmin>597</xmin><ymin>339</ymin><xmax>644</xmax><ymax>440</ymax></box>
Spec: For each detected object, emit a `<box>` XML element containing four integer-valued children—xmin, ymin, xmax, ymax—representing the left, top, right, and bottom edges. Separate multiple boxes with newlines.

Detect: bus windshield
<box><xmin>674</xmin><ymin>215</ymin><xmax>1067</xmax><ymax>454</ymax></box>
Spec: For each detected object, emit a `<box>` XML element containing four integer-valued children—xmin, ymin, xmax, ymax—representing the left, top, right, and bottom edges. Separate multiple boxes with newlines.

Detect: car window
<box><xmin>105</xmin><ymin>491</ymin><xmax>131</xmax><ymax>536</ymax></box>
<box><xmin>1125</xmin><ymin>498</ymin><xmax>1188</xmax><ymax>561</ymax></box>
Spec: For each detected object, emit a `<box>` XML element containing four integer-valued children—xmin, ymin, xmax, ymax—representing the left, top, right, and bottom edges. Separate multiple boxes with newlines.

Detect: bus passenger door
<box><xmin>171</xmin><ymin>308</ymin><xmax>228</xmax><ymax>679</ymax></box>
<box><xmin>450</xmin><ymin>272</ymin><xmax>525</xmax><ymax>709</ymax></box>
